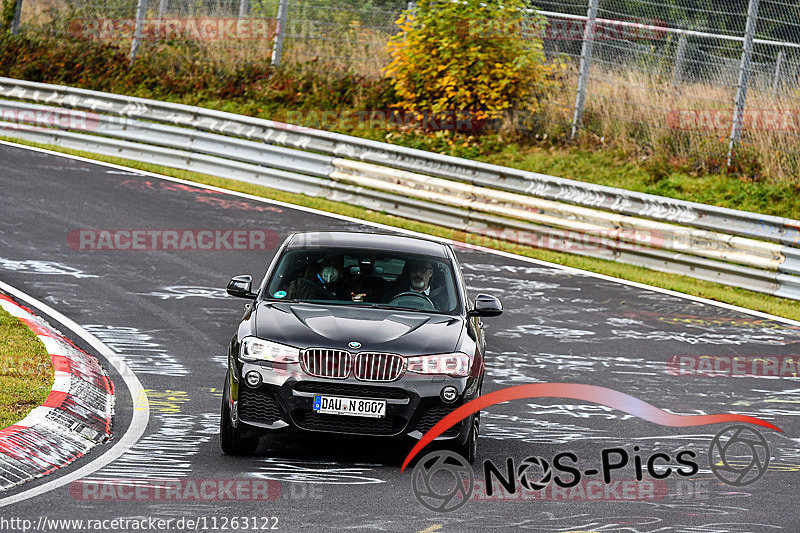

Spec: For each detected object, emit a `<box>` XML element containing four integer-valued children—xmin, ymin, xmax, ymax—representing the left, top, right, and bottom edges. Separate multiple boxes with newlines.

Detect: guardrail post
<box><xmin>238</xmin><ymin>0</ymin><xmax>249</xmax><ymax>19</ymax></box>
<box><xmin>10</xmin><ymin>0</ymin><xmax>22</xmax><ymax>34</ymax></box>
<box><xmin>727</xmin><ymin>0</ymin><xmax>760</xmax><ymax>167</ymax></box>
<box><xmin>772</xmin><ymin>47</ymin><xmax>785</xmax><ymax>96</ymax></box>
<box><xmin>672</xmin><ymin>33</ymin><xmax>688</xmax><ymax>86</ymax></box>
<box><xmin>271</xmin><ymin>0</ymin><xmax>289</xmax><ymax>67</ymax></box>
<box><xmin>570</xmin><ymin>0</ymin><xmax>600</xmax><ymax>139</ymax></box>
<box><xmin>129</xmin><ymin>0</ymin><xmax>147</xmax><ymax>62</ymax></box>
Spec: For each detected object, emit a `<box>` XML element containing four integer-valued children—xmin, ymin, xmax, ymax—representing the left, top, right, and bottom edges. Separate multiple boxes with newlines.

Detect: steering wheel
<box><xmin>388</xmin><ymin>291</ymin><xmax>435</xmax><ymax>310</ymax></box>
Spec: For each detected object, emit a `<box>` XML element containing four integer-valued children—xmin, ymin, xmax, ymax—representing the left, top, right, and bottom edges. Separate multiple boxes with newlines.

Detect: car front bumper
<box><xmin>229</xmin><ymin>360</ymin><xmax>480</xmax><ymax>443</ymax></box>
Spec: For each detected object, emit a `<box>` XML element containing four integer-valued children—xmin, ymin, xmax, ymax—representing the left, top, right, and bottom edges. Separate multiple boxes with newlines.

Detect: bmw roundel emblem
<box><xmin>348</xmin><ymin>341</ymin><xmax>361</xmax><ymax>349</ymax></box>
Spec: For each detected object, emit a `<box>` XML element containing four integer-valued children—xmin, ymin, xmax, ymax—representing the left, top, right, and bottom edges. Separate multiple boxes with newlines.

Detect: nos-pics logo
<box><xmin>411</xmin><ymin>425</ymin><xmax>771</xmax><ymax>512</ymax></box>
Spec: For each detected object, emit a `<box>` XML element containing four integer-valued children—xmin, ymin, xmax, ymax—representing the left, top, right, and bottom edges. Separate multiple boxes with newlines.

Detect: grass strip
<box><xmin>0</xmin><ymin>305</ymin><xmax>53</xmax><ymax>430</ymax></box>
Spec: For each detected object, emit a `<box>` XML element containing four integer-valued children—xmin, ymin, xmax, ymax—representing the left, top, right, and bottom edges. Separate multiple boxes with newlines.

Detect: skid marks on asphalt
<box><xmin>140</xmin><ymin>286</ymin><xmax>229</xmax><ymax>300</ymax></box>
<box><xmin>0</xmin><ymin>257</ymin><xmax>97</xmax><ymax>279</ymax></box>
<box><xmin>91</xmin><ymin>411</ymin><xmax>219</xmax><ymax>480</ymax></box>
<box><xmin>249</xmin><ymin>458</ymin><xmax>385</xmax><ymax>485</ymax></box>
<box><xmin>82</xmin><ymin>324</ymin><xmax>189</xmax><ymax>377</ymax></box>
<box><xmin>483</xmin><ymin>351</ymin><xmax>670</xmax><ymax>385</ymax></box>
<box><xmin>481</xmin><ymin>414</ymin><xmax>613</xmax><ymax>445</ymax></box>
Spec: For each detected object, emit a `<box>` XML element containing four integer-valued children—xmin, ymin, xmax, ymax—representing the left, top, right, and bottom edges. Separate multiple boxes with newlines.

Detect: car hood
<box><xmin>253</xmin><ymin>302</ymin><xmax>464</xmax><ymax>355</ymax></box>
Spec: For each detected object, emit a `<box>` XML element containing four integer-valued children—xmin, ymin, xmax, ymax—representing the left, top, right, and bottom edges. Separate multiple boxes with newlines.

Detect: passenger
<box><xmin>286</xmin><ymin>255</ymin><xmax>344</xmax><ymax>300</ymax></box>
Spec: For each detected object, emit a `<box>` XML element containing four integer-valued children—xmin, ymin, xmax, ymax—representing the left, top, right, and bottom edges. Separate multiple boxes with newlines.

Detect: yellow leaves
<box><xmin>440</xmin><ymin>75</ymin><xmax>457</xmax><ymax>88</ymax></box>
<box><xmin>384</xmin><ymin>0</ymin><xmax>558</xmax><ymax>126</ymax></box>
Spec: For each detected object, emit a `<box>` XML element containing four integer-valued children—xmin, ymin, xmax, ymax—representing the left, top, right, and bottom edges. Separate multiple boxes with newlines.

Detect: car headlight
<box><xmin>240</xmin><ymin>336</ymin><xmax>300</xmax><ymax>364</ymax></box>
<box><xmin>406</xmin><ymin>353</ymin><xmax>471</xmax><ymax>377</ymax></box>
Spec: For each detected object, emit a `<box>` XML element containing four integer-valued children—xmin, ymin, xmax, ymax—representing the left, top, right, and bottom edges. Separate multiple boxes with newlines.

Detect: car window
<box><xmin>374</xmin><ymin>258</ymin><xmax>404</xmax><ymax>279</ymax></box>
<box><xmin>263</xmin><ymin>247</ymin><xmax>461</xmax><ymax>314</ymax></box>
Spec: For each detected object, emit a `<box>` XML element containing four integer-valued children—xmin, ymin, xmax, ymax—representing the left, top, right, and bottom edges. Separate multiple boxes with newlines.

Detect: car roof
<box><xmin>286</xmin><ymin>232</ymin><xmax>449</xmax><ymax>258</ymax></box>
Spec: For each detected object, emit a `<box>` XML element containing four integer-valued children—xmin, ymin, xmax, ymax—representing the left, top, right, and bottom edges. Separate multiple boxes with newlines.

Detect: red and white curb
<box><xmin>0</xmin><ymin>293</ymin><xmax>114</xmax><ymax>491</ymax></box>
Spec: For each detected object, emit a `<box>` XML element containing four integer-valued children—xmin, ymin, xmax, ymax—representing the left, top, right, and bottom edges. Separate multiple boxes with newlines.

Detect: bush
<box><xmin>1</xmin><ymin>0</ymin><xmax>15</xmax><ymax>32</ymax></box>
<box><xmin>0</xmin><ymin>33</ymin><xmax>395</xmax><ymax>113</ymax></box>
<box><xmin>384</xmin><ymin>0</ymin><xmax>560</xmax><ymax>123</ymax></box>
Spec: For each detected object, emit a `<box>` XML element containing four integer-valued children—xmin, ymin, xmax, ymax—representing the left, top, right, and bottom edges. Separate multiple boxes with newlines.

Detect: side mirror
<box><xmin>227</xmin><ymin>275</ymin><xmax>257</xmax><ymax>299</ymax></box>
<box><xmin>468</xmin><ymin>294</ymin><xmax>503</xmax><ymax>317</ymax></box>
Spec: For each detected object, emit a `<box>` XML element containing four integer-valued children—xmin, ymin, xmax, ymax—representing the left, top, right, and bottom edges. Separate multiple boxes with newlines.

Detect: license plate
<box><xmin>313</xmin><ymin>395</ymin><xmax>386</xmax><ymax>418</ymax></box>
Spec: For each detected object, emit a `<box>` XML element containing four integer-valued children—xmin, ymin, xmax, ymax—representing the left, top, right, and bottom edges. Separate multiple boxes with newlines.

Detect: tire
<box><xmin>220</xmin><ymin>376</ymin><xmax>260</xmax><ymax>456</ymax></box>
<box><xmin>453</xmin><ymin>412</ymin><xmax>479</xmax><ymax>464</ymax></box>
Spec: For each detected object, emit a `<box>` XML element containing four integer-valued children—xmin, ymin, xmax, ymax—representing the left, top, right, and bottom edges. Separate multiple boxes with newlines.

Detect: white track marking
<box><xmin>0</xmin><ymin>279</ymin><xmax>150</xmax><ymax>508</ymax></box>
<box><xmin>2</xmin><ymin>138</ymin><xmax>798</xmax><ymax>330</ymax></box>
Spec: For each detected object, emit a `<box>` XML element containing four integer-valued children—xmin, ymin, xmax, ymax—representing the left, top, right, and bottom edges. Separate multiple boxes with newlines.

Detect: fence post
<box><xmin>129</xmin><ymin>0</ymin><xmax>147</xmax><ymax>62</ymax></box>
<box><xmin>158</xmin><ymin>0</ymin><xmax>167</xmax><ymax>19</ymax></box>
<box><xmin>10</xmin><ymin>0</ymin><xmax>22</xmax><ymax>34</ymax></box>
<box><xmin>772</xmin><ymin>48</ymin><xmax>785</xmax><ymax>96</ymax></box>
<box><xmin>271</xmin><ymin>0</ymin><xmax>289</xmax><ymax>67</ymax></box>
<box><xmin>238</xmin><ymin>0</ymin><xmax>249</xmax><ymax>19</ymax></box>
<box><xmin>672</xmin><ymin>33</ymin><xmax>688</xmax><ymax>86</ymax></box>
<box><xmin>727</xmin><ymin>0</ymin><xmax>760</xmax><ymax>166</ymax></box>
<box><xmin>571</xmin><ymin>0</ymin><xmax>600</xmax><ymax>139</ymax></box>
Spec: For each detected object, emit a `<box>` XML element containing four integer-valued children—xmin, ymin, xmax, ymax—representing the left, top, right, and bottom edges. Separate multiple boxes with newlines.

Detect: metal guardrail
<box><xmin>329</xmin><ymin>159</ymin><xmax>783</xmax><ymax>269</ymax></box>
<box><xmin>0</xmin><ymin>78</ymin><xmax>799</xmax><ymax>300</ymax></box>
<box><xmin>2</xmin><ymin>78</ymin><xmax>798</xmax><ymax>246</ymax></box>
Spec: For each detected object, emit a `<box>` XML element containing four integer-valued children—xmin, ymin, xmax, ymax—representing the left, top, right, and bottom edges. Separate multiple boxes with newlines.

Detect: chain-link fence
<box><xmin>8</xmin><ymin>0</ymin><xmax>800</xmax><ymax>177</ymax></box>
<box><xmin>535</xmin><ymin>0</ymin><xmax>800</xmax><ymax>176</ymax></box>
<box><xmin>12</xmin><ymin>0</ymin><xmax>408</xmax><ymax>71</ymax></box>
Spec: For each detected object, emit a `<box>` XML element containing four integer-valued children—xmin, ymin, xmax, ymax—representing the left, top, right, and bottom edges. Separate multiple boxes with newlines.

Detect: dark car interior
<box><xmin>264</xmin><ymin>249</ymin><xmax>459</xmax><ymax>313</ymax></box>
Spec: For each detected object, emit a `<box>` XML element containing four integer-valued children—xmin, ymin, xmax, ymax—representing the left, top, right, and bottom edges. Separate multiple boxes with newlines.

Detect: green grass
<box><xmin>0</xmin><ymin>305</ymin><xmax>53</xmax><ymax>430</ymax></box>
<box><xmin>4</xmin><ymin>136</ymin><xmax>800</xmax><ymax>322</ymax></box>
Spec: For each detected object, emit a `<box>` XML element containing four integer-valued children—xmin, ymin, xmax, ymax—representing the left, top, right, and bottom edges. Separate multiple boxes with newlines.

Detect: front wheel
<box><xmin>453</xmin><ymin>412</ymin><xmax>479</xmax><ymax>464</ymax></box>
<box><xmin>220</xmin><ymin>376</ymin><xmax>260</xmax><ymax>456</ymax></box>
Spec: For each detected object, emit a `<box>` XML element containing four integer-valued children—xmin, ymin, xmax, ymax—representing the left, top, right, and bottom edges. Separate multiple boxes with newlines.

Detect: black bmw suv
<box><xmin>220</xmin><ymin>231</ymin><xmax>502</xmax><ymax>462</ymax></box>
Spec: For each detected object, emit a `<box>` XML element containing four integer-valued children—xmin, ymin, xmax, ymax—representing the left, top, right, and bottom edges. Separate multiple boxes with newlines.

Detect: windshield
<box><xmin>263</xmin><ymin>247</ymin><xmax>462</xmax><ymax>314</ymax></box>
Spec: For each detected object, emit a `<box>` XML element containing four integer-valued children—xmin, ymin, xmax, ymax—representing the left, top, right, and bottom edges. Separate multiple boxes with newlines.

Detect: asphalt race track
<box><xmin>0</xmin><ymin>142</ymin><xmax>798</xmax><ymax>532</ymax></box>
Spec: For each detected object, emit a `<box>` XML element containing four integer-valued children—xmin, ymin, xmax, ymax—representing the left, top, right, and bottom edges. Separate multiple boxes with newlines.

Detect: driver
<box><xmin>386</xmin><ymin>259</ymin><xmax>447</xmax><ymax>310</ymax></box>
<box><xmin>409</xmin><ymin>260</ymin><xmax>434</xmax><ymax>295</ymax></box>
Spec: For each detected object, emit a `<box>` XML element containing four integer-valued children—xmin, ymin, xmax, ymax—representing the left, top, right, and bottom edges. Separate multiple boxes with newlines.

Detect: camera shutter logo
<box><xmin>709</xmin><ymin>425</ymin><xmax>770</xmax><ymax>486</ymax></box>
<box><xmin>411</xmin><ymin>450</ymin><xmax>474</xmax><ymax>512</ymax></box>
<box><xmin>517</xmin><ymin>456</ymin><xmax>552</xmax><ymax>491</ymax></box>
